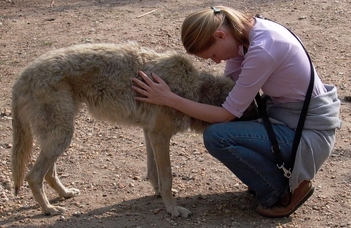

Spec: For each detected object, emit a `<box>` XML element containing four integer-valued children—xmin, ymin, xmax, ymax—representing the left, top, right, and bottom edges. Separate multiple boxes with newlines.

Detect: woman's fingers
<box><xmin>132</xmin><ymin>72</ymin><xmax>154</xmax><ymax>101</ymax></box>
<box><xmin>132</xmin><ymin>85</ymin><xmax>147</xmax><ymax>95</ymax></box>
<box><xmin>132</xmin><ymin>71</ymin><xmax>159</xmax><ymax>92</ymax></box>
<box><xmin>150</xmin><ymin>72</ymin><xmax>165</xmax><ymax>84</ymax></box>
<box><xmin>138</xmin><ymin>70</ymin><xmax>155</xmax><ymax>86</ymax></box>
<box><xmin>132</xmin><ymin>77</ymin><xmax>150</xmax><ymax>91</ymax></box>
<box><xmin>132</xmin><ymin>70</ymin><xmax>172</xmax><ymax>106</ymax></box>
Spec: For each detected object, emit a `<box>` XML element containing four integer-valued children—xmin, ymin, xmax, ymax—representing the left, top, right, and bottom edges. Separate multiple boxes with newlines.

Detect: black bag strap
<box><xmin>251</xmin><ymin>15</ymin><xmax>315</xmax><ymax>178</ymax></box>
<box><xmin>255</xmin><ymin>94</ymin><xmax>291</xmax><ymax>177</ymax></box>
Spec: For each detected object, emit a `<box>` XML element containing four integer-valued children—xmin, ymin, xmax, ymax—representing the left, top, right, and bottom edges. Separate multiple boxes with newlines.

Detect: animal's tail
<box><xmin>11</xmin><ymin>95</ymin><xmax>33</xmax><ymax>195</ymax></box>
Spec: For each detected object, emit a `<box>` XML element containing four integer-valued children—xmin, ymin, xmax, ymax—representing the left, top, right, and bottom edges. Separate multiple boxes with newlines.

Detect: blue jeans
<box><xmin>203</xmin><ymin>121</ymin><xmax>296</xmax><ymax>208</ymax></box>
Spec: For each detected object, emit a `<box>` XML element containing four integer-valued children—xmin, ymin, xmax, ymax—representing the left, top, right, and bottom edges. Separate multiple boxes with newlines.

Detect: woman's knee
<box><xmin>203</xmin><ymin>124</ymin><xmax>222</xmax><ymax>153</ymax></box>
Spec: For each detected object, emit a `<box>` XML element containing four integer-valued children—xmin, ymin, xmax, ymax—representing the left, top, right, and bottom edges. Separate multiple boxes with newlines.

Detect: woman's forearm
<box><xmin>166</xmin><ymin>93</ymin><xmax>236</xmax><ymax>123</ymax></box>
<box><xmin>132</xmin><ymin>71</ymin><xmax>235</xmax><ymax>123</ymax></box>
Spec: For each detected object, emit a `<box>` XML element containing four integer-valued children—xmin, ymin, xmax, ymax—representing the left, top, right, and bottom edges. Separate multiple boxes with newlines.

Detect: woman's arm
<box><xmin>132</xmin><ymin>71</ymin><xmax>236</xmax><ymax>123</ymax></box>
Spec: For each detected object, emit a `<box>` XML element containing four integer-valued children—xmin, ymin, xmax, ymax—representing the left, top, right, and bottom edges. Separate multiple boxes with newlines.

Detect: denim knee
<box><xmin>203</xmin><ymin>124</ymin><xmax>221</xmax><ymax>154</ymax></box>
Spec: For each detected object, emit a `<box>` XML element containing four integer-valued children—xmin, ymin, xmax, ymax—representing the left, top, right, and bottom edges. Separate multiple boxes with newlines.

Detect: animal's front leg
<box><xmin>143</xmin><ymin>129</ymin><xmax>160</xmax><ymax>195</ymax></box>
<box><xmin>147</xmin><ymin>130</ymin><xmax>192</xmax><ymax>218</ymax></box>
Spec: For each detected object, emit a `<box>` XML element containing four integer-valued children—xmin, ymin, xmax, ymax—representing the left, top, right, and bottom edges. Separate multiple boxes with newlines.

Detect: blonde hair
<box><xmin>181</xmin><ymin>6</ymin><xmax>253</xmax><ymax>54</ymax></box>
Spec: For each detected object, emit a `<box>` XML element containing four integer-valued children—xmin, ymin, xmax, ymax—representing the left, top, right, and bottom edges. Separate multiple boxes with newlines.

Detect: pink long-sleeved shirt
<box><xmin>222</xmin><ymin>17</ymin><xmax>326</xmax><ymax>118</ymax></box>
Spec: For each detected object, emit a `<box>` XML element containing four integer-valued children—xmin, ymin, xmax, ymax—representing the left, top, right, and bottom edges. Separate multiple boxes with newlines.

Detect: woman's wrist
<box><xmin>166</xmin><ymin>92</ymin><xmax>182</xmax><ymax>109</ymax></box>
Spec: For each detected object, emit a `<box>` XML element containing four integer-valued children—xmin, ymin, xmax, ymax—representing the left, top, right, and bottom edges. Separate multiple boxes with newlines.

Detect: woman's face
<box><xmin>196</xmin><ymin>27</ymin><xmax>239</xmax><ymax>64</ymax></box>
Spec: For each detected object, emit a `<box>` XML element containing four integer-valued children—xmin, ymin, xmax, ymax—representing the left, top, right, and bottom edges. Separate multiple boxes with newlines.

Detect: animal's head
<box><xmin>197</xmin><ymin>72</ymin><xmax>234</xmax><ymax>106</ymax></box>
<box><xmin>190</xmin><ymin>71</ymin><xmax>258</xmax><ymax>132</ymax></box>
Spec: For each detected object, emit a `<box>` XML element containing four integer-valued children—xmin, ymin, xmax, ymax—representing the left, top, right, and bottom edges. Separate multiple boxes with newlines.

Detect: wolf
<box><xmin>11</xmin><ymin>42</ymin><xmax>257</xmax><ymax>218</ymax></box>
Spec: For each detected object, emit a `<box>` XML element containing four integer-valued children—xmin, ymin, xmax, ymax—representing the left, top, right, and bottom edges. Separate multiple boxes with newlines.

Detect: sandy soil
<box><xmin>0</xmin><ymin>0</ymin><xmax>350</xmax><ymax>227</ymax></box>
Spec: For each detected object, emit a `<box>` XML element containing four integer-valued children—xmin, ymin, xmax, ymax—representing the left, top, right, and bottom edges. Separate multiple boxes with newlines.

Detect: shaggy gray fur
<box><xmin>11</xmin><ymin>42</ymin><xmax>256</xmax><ymax>217</ymax></box>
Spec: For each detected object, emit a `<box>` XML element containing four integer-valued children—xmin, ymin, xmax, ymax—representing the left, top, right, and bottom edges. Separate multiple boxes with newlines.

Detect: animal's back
<box><xmin>12</xmin><ymin>42</ymin><xmax>199</xmax><ymax>129</ymax></box>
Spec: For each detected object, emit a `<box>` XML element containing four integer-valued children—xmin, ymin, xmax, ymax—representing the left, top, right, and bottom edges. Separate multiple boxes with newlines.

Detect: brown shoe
<box><xmin>256</xmin><ymin>180</ymin><xmax>314</xmax><ymax>218</ymax></box>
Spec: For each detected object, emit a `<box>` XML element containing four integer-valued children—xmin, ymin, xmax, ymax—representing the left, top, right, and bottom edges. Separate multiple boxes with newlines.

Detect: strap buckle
<box><xmin>277</xmin><ymin>163</ymin><xmax>292</xmax><ymax>178</ymax></box>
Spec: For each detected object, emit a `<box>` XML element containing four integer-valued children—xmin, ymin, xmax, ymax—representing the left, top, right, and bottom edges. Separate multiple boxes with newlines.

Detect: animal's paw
<box><xmin>44</xmin><ymin>205</ymin><xmax>66</xmax><ymax>216</ymax></box>
<box><xmin>151</xmin><ymin>186</ymin><xmax>160</xmax><ymax>196</ymax></box>
<box><xmin>177</xmin><ymin>206</ymin><xmax>192</xmax><ymax>218</ymax></box>
<box><xmin>169</xmin><ymin>206</ymin><xmax>192</xmax><ymax>218</ymax></box>
<box><xmin>61</xmin><ymin>188</ymin><xmax>80</xmax><ymax>199</ymax></box>
<box><xmin>154</xmin><ymin>190</ymin><xmax>161</xmax><ymax>197</ymax></box>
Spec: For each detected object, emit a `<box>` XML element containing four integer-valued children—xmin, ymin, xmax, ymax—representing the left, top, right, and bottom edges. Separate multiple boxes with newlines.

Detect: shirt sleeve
<box><xmin>222</xmin><ymin>45</ymin><xmax>278</xmax><ymax>118</ymax></box>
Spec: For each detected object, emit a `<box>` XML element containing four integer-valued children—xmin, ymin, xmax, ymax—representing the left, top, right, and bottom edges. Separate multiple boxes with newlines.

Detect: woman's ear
<box><xmin>213</xmin><ymin>30</ymin><xmax>227</xmax><ymax>39</ymax></box>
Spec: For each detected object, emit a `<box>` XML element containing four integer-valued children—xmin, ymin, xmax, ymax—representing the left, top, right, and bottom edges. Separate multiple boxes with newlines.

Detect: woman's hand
<box><xmin>132</xmin><ymin>71</ymin><xmax>175</xmax><ymax>106</ymax></box>
<box><xmin>132</xmin><ymin>71</ymin><xmax>235</xmax><ymax>123</ymax></box>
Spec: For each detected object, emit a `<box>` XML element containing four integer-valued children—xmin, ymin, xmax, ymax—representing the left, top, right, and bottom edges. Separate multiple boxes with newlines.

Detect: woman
<box><xmin>132</xmin><ymin>6</ymin><xmax>341</xmax><ymax>217</ymax></box>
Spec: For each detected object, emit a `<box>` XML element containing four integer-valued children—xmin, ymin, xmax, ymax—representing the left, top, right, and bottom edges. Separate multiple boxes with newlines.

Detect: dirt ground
<box><xmin>0</xmin><ymin>0</ymin><xmax>350</xmax><ymax>227</ymax></box>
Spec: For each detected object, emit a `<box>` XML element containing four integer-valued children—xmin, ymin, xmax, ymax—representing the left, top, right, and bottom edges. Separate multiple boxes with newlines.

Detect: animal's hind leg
<box><xmin>144</xmin><ymin>129</ymin><xmax>159</xmax><ymax>195</ymax></box>
<box><xmin>26</xmin><ymin>132</ymin><xmax>73</xmax><ymax>215</ymax></box>
<box><xmin>26</xmin><ymin>99</ymin><xmax>77</xmax><ymax>215</ymax></box>
<box><xmin>45</xmin><ymin>163</ymin><xmax>80</xmax><ymax>198</ymax></box>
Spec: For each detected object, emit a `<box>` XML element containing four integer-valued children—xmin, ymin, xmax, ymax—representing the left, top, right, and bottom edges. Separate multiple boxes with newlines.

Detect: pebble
<box><xmin>73</xmin><ymin>211</ymin><xmax>81</xmax><ymax>217</ymax></box>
